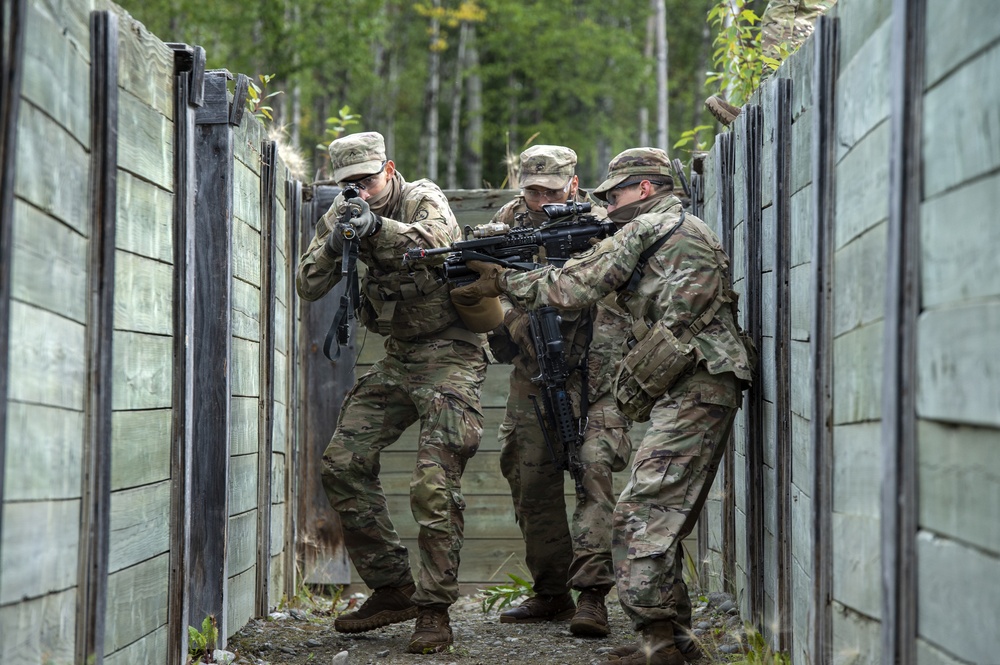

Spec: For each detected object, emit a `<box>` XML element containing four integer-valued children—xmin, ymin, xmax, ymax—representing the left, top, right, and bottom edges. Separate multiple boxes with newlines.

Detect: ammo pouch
<box><xmin>359</xmin><ymin>267</ymin><xmax>459</xmax><ymax>341</ymax></box>
<box><xmin>613</xmin><ymin>320</ymin><xmax>696</xmax><ymax>423</ymax></box>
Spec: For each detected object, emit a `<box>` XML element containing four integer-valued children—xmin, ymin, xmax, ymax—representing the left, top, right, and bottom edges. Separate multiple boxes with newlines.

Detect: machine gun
<box><xmin>402</xmin><ymin>201</ymin><xmax>616</xmax><ymax>287</ymax></box>
<box><xmin>528</xmin><ymin>306</ymin><xmax>585</xmax><ymax>496</ymax></box>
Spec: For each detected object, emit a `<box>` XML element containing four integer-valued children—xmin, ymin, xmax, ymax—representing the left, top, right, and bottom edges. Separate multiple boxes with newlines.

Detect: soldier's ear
<box><xmin>385</xmin><ymin>160</ymin><xmax>396</xmax><ymax>177</ymax></box>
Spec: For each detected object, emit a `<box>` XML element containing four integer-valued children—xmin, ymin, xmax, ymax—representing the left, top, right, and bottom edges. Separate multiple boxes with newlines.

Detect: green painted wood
<box><xmin>835</xmin><ymin>19</ymin><xmax>891</xmax><ymax>164</ymax></box>
<box><xmin>923</xmin><ymin>42</ymin><xmax>1000</xmax><ymax>199</ymax></box>
<box><xmin>269</xmin><ymin>555</ymin><xmax>284</xmax><ymax>608</ymax></box>
<box><xmin>103</xmin><ymin>553</ymin><xmax>168</xmax><ymax>655</ymax></box>
<box><xmin>229</xmin><ymin>453</ymin><xmax>259</xmax><ymax>516</ymax></box>
<box><xmin>111</xmin><ymin>409</ymin><xmax>171</xmax><ymax>490</ymax></box>
<box><xmin>233</xmin><ymin>218</ymin><xmax>262</xmax><ymax>288</ymax></box>
<box><xmin>925</xmin><ymin>0</ymin><xmax>1000</xmax><ymax>88</ymax></box>
<box><xmin>108</xmin><ymin>481</ymin><xmax>170</xmax><ymax>573</ymax></box>
<box><xmin>4</xmin><ymin>402</ymin><xmax>82</xmax><ymax>500</ymax></box>
<box><xmin>116</xmin><ymin>170</ymin><xmax>173</xmax><ymax>263</ymax></box>
<box><xmin>271</xmin><ymin>453</ymin><xmax>286</xmax><ymax>504</ymax></box>
<box><xmin>232</xmin><ymin>277</ymin><xmax>261</xmax><ymax>342</ymax></box>
<box><xmin>791</xmin><ymin>561</ymin><xmax>812</xmax><ymax>665</ymax></box>
<box><xmin>0</xmin><ymin>499</ymin><xmax>80</xmax><ymax>603</ymax></box>
<box><xmin>113</xmin><ymin>250</ymin><xmax>173</xmax><ymax>335</ymax></box>
<box><xmin>921</xmin><ymin>172</ymin><xmax>1000</xmax><ymax>309</ymax></box>
<box><xmin>275</xmin><ymin>300</ymin><xmax>288</xmax><ymax>354</ymax></box>
<box><xmin>234</xmin><ymin>158</ymin><xmax>262</xmax><ymax>232</ymax></box>
<box><xmin>226</xmin><ymin>566</ymin><xmax>256</xmax><ymax>639</ymax></box>
<box><xmin>789</xmin><ymin>265</ymin><xmax>812</xmax><ymax>344</ymax></box>
<box><xmin>117</xmin><ymin>89</ymin><xmax>173</xmax><ymax>190</ymax></box>
<box><xmin>270</xmin><ymin>501</ymin><xmax>285</xmax><ymax>556</ymax></box>
<box><xmin>231</xmin><ymin>337</ymin><xmax>261</xmax><ymax>398</ymax></box>
<box><xmin>113</xmin><ymin>8</ymin><xmax>173</xmax><ymax>119</ymax></box>
<box><xmin>918</xmin><ymin>420</ymin><xmax>1000</xmax><ymax>553</ymax></box>
<box><xmin>230</xmin><ymin>397</ymin><xmax>259</xmax><ymax>456</ymax></box>
<box><xmin>234</xmin><ymin>114</ymin><xmax>265</xmax><ymax>177</ymax></box>
<box><xmin>0</xmin><ymin>589</ymin><xmax>76</xmax><ymax>662</ymax></box>
<box><xmin>836</xmin><ymin>0</ymin><xmax>891</xmax><ymax>69</ymax></box>
<box><xmin>8</xmin><ymin>301</ymin><xmax>86</xmax><ymax>408</ymax></box>
<box><xmin>831</xmin><ymin>513</ymin><xmax>882</xmax><ymax>618</ymax></box>
<box><xmin>273</xmin><ymin>399</ymin><xmax>287</xmax><ymax>455</ymax></box>
<box><xmin>830</xmin><ymin>604</ymin><xmax>881</xmax><ymax>665</ymax></box>
<box><xmin>442</xmin><ymin>189</ymin><xmax>518</xmax><ymax>228</ymax></box>
<box><xmin>111</xmin><ymin>331</ymin><xmax>173</xmax><ymax>410</ymax></box>
<box><xmin>834</xmin><ymin>122</ymin><xmax>890</xmax><ymax>250</ymax></box>
<box><xmin>916</xmin><ymin>639</ymin><xmax>968</xmax><ymax>665</ymax></box>
<box><xmin>832</xmin><ymin>423</ymin><xmax>881</xmax><ymax>516</ymax></box>
<box><xmin>13</xmin><ymin>102</ymin><xmax>90</xmax><ymax>236</ymax></box>
<box><xmin>832</xmin><ymin>322</ymin><xmax>883</xmax><ymax>425</ymax></box>
<box><xmin>228</xmin><ymin>509</ymin><xmax>258</xmax><ymax>575</ymax></box>
<box><xmin>791</xmin><ymin>413</ymin><xmax>812</xmax><ymax>492</ymax></box>
<box><xmin>832</xmin><ymin>221</ymin><xmax>887</xmax><ymax>336</ymax></box>
<box><xmin>274</xmin><ymin>351</ymin><xmax>287</xmax><ymax>411</ymax></box>
<box><xmin>789</xmin><ymin>185</ymin><xmax>813</xmax><ymax>268</ymax></box>
<box><xmin>790</xmin><ymin>110</ymin><xmax>813</xmax><ymax>196</ymax></box>
<box><xmin>917</xmin><ymin>302</ymin><xmax>1000</xmax><ymax>427</ymax></box>
<box><xmin>790</xmin><ymin>341</ymin><xmax>812</xmax><ymax>420</ymax></box>
<box><xmin>103</xmin><ymin>624</ymin><xmax>167</xmax><ymax>665</ymax></box>
<box><xmin>11</xmin><ymin>200</ymin><xmax>88</xmax><ymax>322</ymax></box>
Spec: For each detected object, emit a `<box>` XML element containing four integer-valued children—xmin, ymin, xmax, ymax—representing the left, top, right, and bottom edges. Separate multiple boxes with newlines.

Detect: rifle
<box><xmin>528</xmin><ymin>306</ymin><xmax>585</xmax><ymax>496</ymax></box>
<box><xmin>402</xmin><ymin>201</ymin><xmax>616</xmax><ymax>287</ymax></box>
<box><xmin>323</xmin><ymin>185</ymin><xmax>362</xmax><ymax>362</ymax></box>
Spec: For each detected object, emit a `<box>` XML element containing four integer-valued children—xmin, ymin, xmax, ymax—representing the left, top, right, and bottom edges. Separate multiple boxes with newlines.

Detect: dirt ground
<box><xmin>224</xmin><ymin>587</ymin><xmax>753</xmax><ymax>665</ymax></box>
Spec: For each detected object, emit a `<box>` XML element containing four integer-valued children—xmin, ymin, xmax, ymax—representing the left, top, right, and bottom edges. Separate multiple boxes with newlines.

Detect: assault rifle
<box><xmin>323</xmin><ymin>185</ymin><xmax>362</xmax><ymax>362</ymax></box>
<box><xmin>401</xmin><ymin>201</ymin><xmax>616</xmax><ymax>286</ymax></box>
<box><xmin>528</xmin><ymin>306</ymin><xmax>585</xmax><ymax>496</ymax></box>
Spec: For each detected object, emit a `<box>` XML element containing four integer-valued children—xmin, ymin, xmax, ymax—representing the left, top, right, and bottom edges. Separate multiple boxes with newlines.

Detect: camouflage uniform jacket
<box><xmin>297</xmin><ymin>175</ymin><xmax>474</xmax><ymax>342</ymax></box>
<box><xmin>490</xmin><ymin>194</ymin><xmax>629</xmax><ymax>403</ymax></box>
<box><xmin>500</xmin><ymin>194</ymin><xmax>752</xmax><ymax>383</ymax></box>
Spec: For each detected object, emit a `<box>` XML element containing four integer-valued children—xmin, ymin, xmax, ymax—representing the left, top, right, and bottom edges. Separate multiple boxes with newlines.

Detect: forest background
<box><xmin>119</xmin><ymin>0</ymin><xmax>759</xmax><ymax>189</ymax></box>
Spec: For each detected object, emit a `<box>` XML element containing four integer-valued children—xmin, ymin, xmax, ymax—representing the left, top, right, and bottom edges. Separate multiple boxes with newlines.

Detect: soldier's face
<box><xmin>351</xmin><ymin>161</ymin><xmax>395</xmax><ymax>201</ymax></box>
<box><xmin>521</xmin><ymin>176</ymin><xmax>577</xmax><ymax>212</ymax></box>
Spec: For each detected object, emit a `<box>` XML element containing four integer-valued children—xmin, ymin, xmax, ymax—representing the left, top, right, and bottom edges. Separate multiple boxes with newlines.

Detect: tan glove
<box><xmin>451</xmin><ymin>260</ymin><xmax>505</xmax><ymax>305</ymax></box>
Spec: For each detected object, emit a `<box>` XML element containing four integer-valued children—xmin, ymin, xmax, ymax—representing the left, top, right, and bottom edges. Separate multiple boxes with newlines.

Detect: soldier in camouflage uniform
<box><xmin>488</xmin><ymin>145</ymin><xmax>633</xmax><ymax>638</ymax></box>
<box><xmin>296</xmin><ymin>132</ymin><xmax>488</xmax><ymax>655</ymax></box>
<box><xmin>453</xmin><ymin>148</ymin><xmax>754</xmax><ymax>665</ymax></box>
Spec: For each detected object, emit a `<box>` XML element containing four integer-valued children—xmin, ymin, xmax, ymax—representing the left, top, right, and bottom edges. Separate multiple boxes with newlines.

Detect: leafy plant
<box><xmin>478</xmin><ymin>572</ymin><xmax>533</xmax><ymax>614</ymax></box>
<box><xmin>728</xmin><ymin>624</ymin><xmax>792</xmax><ymax>665</ymax></box>
<box><xmin>317</xmin><ymin>105</ymin><xmax>361</xmax><ymax>150</ymax></box>
<box><xmin>187</xmin><ymin>615</ymin><xmax>218</xmax><ymax>664</ymax></box>
<box><xmin>673</xmin><ymin>124</ymin><xmax>714</xmax><ymax>151</ymax></box>
<box><xmin>246</xmin><ymin>73</ymin><xmax>283</xmax><ymax>123</ymax></box>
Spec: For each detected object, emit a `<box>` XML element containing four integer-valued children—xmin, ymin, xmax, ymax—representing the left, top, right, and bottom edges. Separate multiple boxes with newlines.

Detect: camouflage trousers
<box><xmin>613</xmin><ymin>369</ymin><xmax>740</xmax><ymax>629</ymax></box>
<box><xmin>761</xmin><ymin>0</ymin><xmax>836</xmax><ymax>60</ymax></box>
<box><xmin>321</xmin><ymin>337</ymin><xmax>487</xmax><ymax>607</ymax></box>
<box><xmin>499</xmin><ymin>368</ymin><xmax>632</xmax><ymax>595</ymax></box>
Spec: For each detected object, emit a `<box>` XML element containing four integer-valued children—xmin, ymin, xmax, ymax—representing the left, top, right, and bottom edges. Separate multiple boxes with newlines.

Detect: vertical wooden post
<box><xmin>716</xmin><ymin>133</ymin><xmax>737</xmax><ymax>596</ymax></box>
<box><xmin>77</xmin><ymin>11</ymin><xmax>118</xmax><ymax>664</ymax></box>
<box><xmin>257</xmin><ymin>140</ymin><xmax>278</xmax><ymax>613</ymax></box>
<box><xmin>882</xmin><ymin>0</ymin><xmax>923</xmax><ymax>662</ymax></box>
<box><xmin>811</xmin><ymin>15</ymin><xmax>839</xmax><ymax>665</ymax></box>
<box><xmin>690</xmin><ymin>155</ymin><xmax>709</xmax><ymax>588</ymax></box>
<box><xmin>0</xmin><ymin>0</ymin><xmax>27</xmax><ymax>564</ymax></box>
<box><xmin>772</xmin><ymin>77</ymin><xmax>794</xmax><ymax>652</ymax></box>
<box><xmin>285</xmin><ymin>179</ymin><xmax>303</xmax><ymax>600</ymax></box>
<box><xmin>190</xmin><ymin>69</ymin><xmax>235</xmax><ymax>638</ymax></box>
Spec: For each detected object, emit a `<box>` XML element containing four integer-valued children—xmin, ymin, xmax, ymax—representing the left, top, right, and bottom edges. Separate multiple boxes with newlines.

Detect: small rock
<box><xmin>332</xmin><ymin>651</ymin><xmax>349</xmax><ymax>665</ymax></box>
<box><xmin>268</xmin><ymin>611</ymin><xmax>290</xmax><ymax>621</ymax></box>
<box><xmin>290</xmin><ymin>608</ymin><xmax>309</xmax><ymax>621</ymax></box>
<box><xmin>595</xmin><ymin>646</ymin><xmax>616</xmax><ymax>655</ymax></box>
<box><xmin>305</xmin><ymin>638</ymin><xmax>323</xmax><ymax>647</ymax></box>
<box><xmin>693</xmin><ymin>628</ymin><xmax>706</xmax><ymax>637</ymax></box>
<box><xmin>213</xmin><ymin>650</ymin><xmax>236</xmax><ymax>665</ymax></box>
<box><xmin>696</xmin><ymin>621</ymin><xmax>712</xmax><ymax>630</ymax></box>
<box><xmin>717</xmin><ymin>600</ymin><xmax>736</xmax><ymax>613</ymax></box>
<box><xmin>376</xmin><ymin>649</ymin><xmax>390</xmax><ymax>658</ymax></box>
<box><xmin>719</xmin><ymin>643</ymin><xmax>742</xmax><ymax>654</ymax></box>
<box><xmin>279</xmin><ymin>646</ymin><xmax>297</xmax><ymax>655</ymax></box>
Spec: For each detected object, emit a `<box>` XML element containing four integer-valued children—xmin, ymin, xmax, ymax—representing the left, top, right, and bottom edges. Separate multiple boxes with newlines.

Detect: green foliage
<box><xmin>318</xmin><ymin>106</ymin><xmax>362</xmax><ymax>149</ymax></box>
<box><xmin>728</xmin><ymin>625</ymin><xmax>792</xmax><ymax>665</ymax></box>
<box><xmin>673</xmin><ymin>124</ymin><xmax>714</xmax><ymax>151</ymax></box>
<box><xmin>478</xmin><ymin>572</ymin><xmax>533</xmax><ymax>614</ymax></box>
<box><xmin>245</xmin><ymin>73</ymin><xmax>283</xmax><ymax>123</ymax></box>
<box><xmin>705</xmin><ymin>0</ymin><xmax>763</xmax><ymax>107</ymax></box>
<box><xmin>186</xmin><ymin>615</ymin><xmax>218</xmax><ymax>664</ymax></box>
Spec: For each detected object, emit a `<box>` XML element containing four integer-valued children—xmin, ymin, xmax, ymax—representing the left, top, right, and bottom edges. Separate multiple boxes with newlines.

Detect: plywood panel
<box><xmin>111</xmin><ymin>331</ymin><xmax>173</xmax><ymax>410</ymax></box>
<box><xmin>272</xmin><ymin>401</ymin><xmax>287</xmax><ymax>455</ymax></box>
<box><xmin>790</xmin><ymin>109</ymin><xmax>813</xmax><ymax>195</ymax></box>
<box><xmin>830</xmin><ymin>604</ymin><xmax>881</xmax><ymax>665</ymax></box>
<box><xmin>226</xmin><ymin>566</ymin><xmax>256</xmax><ymax>639</ymax></box>
<box><xmin>790</xmin><ymin>341</ymin><xmax>812</xmax><ymax>420</ymax></box>
<box><xmin>114</xmin><ymin>250</ymin><xmax>173</xmax><ymax>335</ymax></box>
<box><xmin>0</xmin><ymin>589</ymin><xmax>76</xmax><ymax>663</ymax></box>
<box><xmin>232</xmin><ymin>277</ymin><xmax>261</xmax><ymax>341</ymax></box>
<box><xmin>789</xmin><ymin>264</ymin><xmax>812</xmax><ymax>343</ymax></box>
<box><xmin>832</xmin><ymin>221</ymin><xmax>887</xmax><ymax>337</ymax></box>
<box><xmin>116</xmin><ymin>170</ymin><xmax>173</xmax><ymax>263</ymax></box>
<box><xmin>12</xmin><ymin>200</ymin><xmax>87</xmax><ymax>322</ymax></box>
<box><xmin>4</xmin><ymin>402</ymin><xmax>82</xmax><ymax>500</ymax></box>
<box><xmin>834</xmin><ymin>122</ymin><xmax>890</xmax><ymax>250</ymax></box>
<box><xmin>832</xmin><ymin>423</ymin><xmax>881</xmax><ymax>517</ymax></box>
<box><xmin>103</xmin><ymin>624</ymin><xmax>167</xmax><ymax>665</ymax></box>
<box><xmin>269</xmin><ymin>555</ymin><xmax>285</xmax><ymax>609</ymax></box>
<box><xmin>230</xmin><ymin>396</ymin><xmax>259</xmax><ymax>456</ymax></box>
<box><xmin>925</xmin><ymin>0</ymin><xmax>1000</xmax><ymax>88</ymax></box>
<box><xmin>228</xmin><ymin>510</ymin><xmax>258</xmax><ymax>576</ymax></box>
<box><xmin>270</xmin><ymin>501</ymin><xmax>285</xmax><ymax>556</ymax></box>
<box><xmin>229</xmin><ymin>453</ymin><xmax>259</xmax><ymax>516</ymax></box>
<box><xmin>231</xmin><ymin>337</ymin><xmax>261</xmax><ymax>398</ymax></box>
<box><xmin>832</xmin><ymin>322</ymin><xmax>883</xmax><ymax>425</ymax></box>
<box><xmin>0</xmin><ymin>500</ymin><xmax>80</xmax><ymax>604</ymax></box>
<box><xmin>108</xmin><ymin>481</ymin><xmax>170</xmax><ymax>573</ymax></box>
<box><xmin>111</xmin><ymin>409</ymin><xmax>171</xmax><ymax>490</ymax></box>
<box><xmin>104</xmin><ymin>553</ymin><xmax>169</xmax><ymax>655</ymax></box>
<box><xmin>8</xmin><ymin>301</ymin><xmax>86</xmax><ymax>409</ymax></box>
<box><xmin>916</xmin><ymin>638</ymin><xmax>971</xmax><ymax>665</ymax></box>
<box><xmin>789</xmin><ymin>184</ymin><xmax>813</xmax><ymax>268</ymax></box>
<box><xmin>834</xmin><ymin>19</ymin><xmax>891</xmax><ymax>163</ymax></box>
<box><xmin>271</xmin><ymin>454</ymin><xmax>286</xmax><ymax>504</ymax></box>
<box><xmin>831</xmin><ymin>513</ymin><xmax>881</xmax><ymax>618</ymax></box>
<box><xmin>117</xmin><ymin>89</ymin><xmax>173</xmax><ymax>190</ymax></box>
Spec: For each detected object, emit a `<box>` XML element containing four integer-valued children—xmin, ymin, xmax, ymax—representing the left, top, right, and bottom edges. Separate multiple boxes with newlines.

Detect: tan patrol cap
<box><xmin>518</xmin><ymin>145</ymin><xmax>577</xmax><ymax>189</ymax></box>
<box><xmin>592</xmin><ymin>147</ymin><xmax>674</xmax><ymax>201</ymax></box>
<box><xmin>329</xmin><ymin>131</ymin><xmax>387</xmax><ymax>183</ymax></box>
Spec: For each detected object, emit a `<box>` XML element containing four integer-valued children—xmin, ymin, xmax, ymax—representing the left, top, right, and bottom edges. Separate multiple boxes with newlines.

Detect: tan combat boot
<box><xmin>570</xmin><ymin>589</ymin><xmax>610</xmax><ymax>637</ymax></box>
<box><xmin>499</xmin><ymin>592</ymin><xmax>575</xmax><ymax>623</ymax></box>
<box><xmin>607</xmin><ymin>621</ymin><xmax>685</xmax><ymax>665</ymax></box>
<box><xmin>333</xmin><ymin>583</ymin><xmax>417</xmax><ymax>633</ymax></box>
<box><xmin>705</xmin><ymin>95</ymin><xmax>742</xmax><ymax>126</ymax></box>
<box><xmin>609</xmin><ymin>624</ymin><xmax>705</xmax><ymax>663</ymax></box>
<box><xmin>407</xmin><ymin>606</ymin><xmax>453</xmax><ymax>654</ymax></box>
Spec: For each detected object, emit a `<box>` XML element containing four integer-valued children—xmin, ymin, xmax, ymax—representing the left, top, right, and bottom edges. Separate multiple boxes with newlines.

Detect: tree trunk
<box><xmin>464</xmin><ymin>27</ymin><xmax>483</xmax><ymax>188</ymax></box>
<box><xmin>423</xmin><ymin>0</ymin><xmax>441</xmax><ymax>180</ymax></box>
<box><xmin>653</xmin><ymin>0</ymin><xmax>668</xmax><ymax>150</ymax></box>
<box><xmin>639</xmin><ymin>13</ymin><xmax>655</xmax><ymax>146</ymax></box>
<box><xmin>690</xmin><ymin>19</ymin><xmax>712</xmax><ymax>132</ymax></box>
<box><xmin>446</xmin><ymin>22</ymin><xmax>470</xmax><ymax>190</ymax></box>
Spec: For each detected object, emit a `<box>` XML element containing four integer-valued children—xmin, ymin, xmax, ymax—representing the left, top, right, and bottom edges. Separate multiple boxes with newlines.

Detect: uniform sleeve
<box><xmin>365</xmin><ymin>191</ymin><xmax>461</xmax><ymax>272</ymax></box>
<box><xmin>295</xmin><ymin>206</ymin><xmax>344</xmax><ymax>302</ymax></box>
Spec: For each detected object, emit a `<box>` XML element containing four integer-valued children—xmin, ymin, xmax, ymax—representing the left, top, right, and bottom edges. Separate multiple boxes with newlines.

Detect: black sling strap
<box><xmin>323</xmin><ymin>236</ymin><xmax>360</xmax><ymax>362</ymax></box>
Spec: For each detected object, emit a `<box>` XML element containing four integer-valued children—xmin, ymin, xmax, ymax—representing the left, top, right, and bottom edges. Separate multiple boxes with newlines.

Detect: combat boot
<box><xmin>570</xmin><ymin>589</ymin><xmax>610</xmax><ymax>637</ymax></box>
<box><xmin>705</xmin><ymin>95</ymin><xmax>742</xmax><ymax>126</ymax></box>
<box><xmin>609</xmin><ymin>626</ymin><xmax>705</xmax><ymax>663</ymax></box>
<box><xmin>333</xmin><ymin>583</ymin><xmax>417</xmax><ymax>633</ymax></box>
<box><xmin>407</xmin><ymin>606</ymin><xmax>453</xmax><ymax>654</ymax></box>
<box><xmin>607</xmin><ymin>621</ymin><xmax>685</xmax><ymax>665</ymax></box>
<box><xmin>499</xmin><ymin>592</ymin><xmax>575</xmax><ymax>623</ymax></box>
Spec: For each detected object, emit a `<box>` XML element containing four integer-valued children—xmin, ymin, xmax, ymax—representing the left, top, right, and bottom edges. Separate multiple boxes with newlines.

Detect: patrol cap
<box><xmin>592</xmin><ymin>147</ymin><xmax>674</xmax><ymax>201</ymax></box>
<box><xmin>329</xmin><ymin>131</ymin><xmax>387</xmax><ymax>183</ymax></box>
<box><xmin>518</xmin><ymin>145</ymin><xmax>577</xmax><ymax>189</ymax></box>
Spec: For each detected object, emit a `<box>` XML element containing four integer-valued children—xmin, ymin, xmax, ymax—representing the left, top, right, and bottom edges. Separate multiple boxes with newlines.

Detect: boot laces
<box><xmin>415</xmin><ymin>609</ymin><xmax>445</xmax><ymax>630</ymax></box>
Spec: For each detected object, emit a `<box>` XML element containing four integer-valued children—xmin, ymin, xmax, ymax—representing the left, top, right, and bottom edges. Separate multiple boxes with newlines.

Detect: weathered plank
<box><xmin>8</xmin><ymin>301</ymin><xmax>86</xmax><ymax>409</ymax></box>
<box><xmin>916</xmin><ymin>302</ymin><xmax>1000</xmax><ymax>427</ymax></box>
<box><xmin>832</xmin><ymin>322</ymin><xmax>884</xmax><ymax>425</ymax></box>
<box><xmin>833</xmin><ymin>121</ymin><xmax>890</xmax><ymax>250</ymax></box>
<box><xmin>0</xmin><ymin>499</ymin><xmax>80</xmax><ymax>604</ymax></box>
<box><xmin>270</xmin><ymin>500</ymin><xmax>285</xmax><ymax>556</ymax></box>
<box><xmin>234</xmin><ymin>113</ymin><xmax>265</xmax><ymax>177</ymax></box>
<box><xmin>228</xmin><ymin>509</ymin><xmax>258</xmax><ymax>576</ymax></box>
<box><xmin>232</xmin><ymin>218</ymin><xmax>262</xmax><ymax>287</ymax></box>
<box><xmin>111</xmin><ymin>409</ymin><xmax>171</xmax><ymax>490</ymax></box>
<box><xmin>442</xmin><ymin>189</ymin><xmax>519</xmax><ymax>228</ymax></box>
<box><xmin>231</xmin><ymin>336</ymin><xmax>261</xmax><ymax>398</ymax></box>
<box><xmin>915</xmin><ymin>638</ymin><xmax>969</xmax><ymax>665</ymax></box>
<box><xmin>271</xmin><ymin>453</ymin><xmax>286</xmax><ymax>505</ymax></box>
<box><xmin>274</xmin><ymin>351</ymin><xmax>287</xmax><ymax>412</ymax></box>
<box><xmin>234</xmin><ymin>158</ymin><xmax>262</xmax><ymax>231</ymax></box>
<box><xmin>269</xmin><ymin>555</ymin><xmax>285</xmax><ymax>609</ymax></box>
<box><xmin>272</xmin><ymin>398</ymin><xmax>287</xmax><ymax>454</ymax></box>
<box><xmin>111</xmin><ymin>330</ymin><xmax>173</xmax><ymax>410</ymax></box>
<box><xmin>835</xmin><ymin>19</ymin><xmax>891</xmax><ymax>163</ymax></box>
<box><xmin>115</xmin><ymin>170</ymin><xmax>173</xmax><ymax>263</ymax></box>
<box><xmin>789</xmin><ymin>109</ymin><xmax>813</xmax><ymax>196</ymax></box>
<box><xmin>108</xmin><ymin>481</ymin><xmax>171</xmax><ymax>573</ymax></box>
<box><xmin>12</xmin><ymin>200</ymin><xmax>88</xmax><ymax>322</ymax></box>
<box><xmin>274</xmin><ymin>300</ymin><xmax>288</xmax><ymax>354</ymax></box>
<box><xmin>230</xmin><ymin>397</ymin><xmax>260</xmax><ymax>456</ymax></box>
<box><xmin>103</xmin><ymin>624</ymin><xmax>167</xmax><ymax>665</ymax></box>
<box><xmin>920</xmin><ymin>172</ymin><xmax>1000</xmax><ymax>309</ymax></box>
<box><xmin>832</xmin><ymin>423</ymin><xmax>881</xmax><ymax>516</ymax></box>
<box><xmin>113</xmin><ymin>250</ymin><xmax>174</xmax><ymax>335</ymax></box>
<box><xmin>918</xmin><ymin>420</ymin><xmax>1000</xmax><ymax>553</ymax></box>
<box><xmin>789</xmin><ymin>264</ymin><xmax>812</xmax><ymax>343</ymax></box>
<box><xmin>791</xmin><ymin>413</ymin><xmax>813</xmax><ymax>491</ymax></box>
<box><xmin>5</xmin><ymin>402</ymin><xmax>83</xmax><ymax>500</ymax></box>
<box><xmin>226</xmin><ymin>566</ymin><xmax>256</xmax><ymax>639</ymax></box>
<box><xmin>112</xmin><ymin>8</ymin><xmax>173</xmax><ymax>119</ymax></box>
<box><xmin>229</xmin><ymin>453</ymin><xmax>259</xmax><ymax>516</ymax></box>
<box><xmin>830</xmin><ymin>603</ymin><xmax>881</xmax><ymax>665</ymax></box>
<box><xmin>789</xmin><ymin>185</ymin><xmax>813</xmax><ymax>268</ymax></box>
<box><xmin>0</xmin><ymin>588</ymin><xmax>76</xmax><ymax>663</ymax></box>
<box><xmin>832</xmin><ymin>221</ymin><xmax>887</xmax><ymax>336</ymax></box>
<box><xmin>103</xmin><ymin>553</ymin><xmax>168</xmax><ymax>654</ymax></box>
<box><xmin>791</xmin><ymin>559</ymin><xmax>812</xmax><ymax>665</ymax></box>
<box><xmin>831</xmin><ymin>513</ymin><xmax>882</xmax><ymax>618</ymax></box>
<box><xmin>924</xmin><ymin>0</ymin><xmax>1000</xmax><ymax>89</ymax></box>
<box><xmin>790</xmin><ymin>484</ymin><xmax>813</xmax><ymax>570</ymax></box>
<box><xmin>232</xmin><ymin>277</ymin><xmax>261</xmax><ymax>342</ymax></box>
<box><xmin>117</xmin><ymin>88</ymin><xmax>174</xmax><ymax>190</ymax></box>
<box><xmin>789</xmin><ymin>340</ymin><xmax>812</xmax><ymax>420</ymax></box>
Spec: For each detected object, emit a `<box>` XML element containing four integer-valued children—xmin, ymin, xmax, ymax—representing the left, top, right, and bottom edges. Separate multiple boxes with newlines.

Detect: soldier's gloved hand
<box><xmin>346</xmin><ymin>197</ymin><xmax>379</xmax><ymax>238</ymax></box>
<box><xmin>451</xmin><ymin>260</ymin><xmax>505</xmax><ymax>305</ymax></box>
<box><xmin>324</xmin><ymin>224</ymin><xmax>347</xmax><ymax>254</ymax></box>
<box><xmin>503</xmin><ymin>309</ymin><xmax>535</xmax><ymax>359</ymax></box>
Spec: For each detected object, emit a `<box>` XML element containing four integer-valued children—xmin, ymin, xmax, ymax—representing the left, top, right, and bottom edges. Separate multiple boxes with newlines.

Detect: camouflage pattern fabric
<box><xmin>489</xmin><ymin>195</ymin><xmax>634</xmax><ymax>595</ymax></box>
<box><xmin>297</xmin><ymin>171</ymin><xmax>487</xmax><ymax>608</ymax></box>
<box><xmin>497</xmin><ymin>192</ymin><xmax>751</xmax><ymax>627</ymax></box>
<box><xmin>761</xmin><ymin>0</ymin><xmax>837</xmax><ymax>60</ymax></box>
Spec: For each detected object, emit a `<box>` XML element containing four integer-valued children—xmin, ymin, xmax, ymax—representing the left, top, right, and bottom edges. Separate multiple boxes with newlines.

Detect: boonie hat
<box><xmin>519</xmin><ymin>145</ymin><xmax>577</xmax><ymax>189</ymax></box>
<box><xmin>592</xmin><ymin>147</ymin><xmax>674</xmax><ymax>201</ymax></box>
<box><xmin>329</xmin><ymin>131</ymin><xmax>387</xmax><ymax>183</ymax></box>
